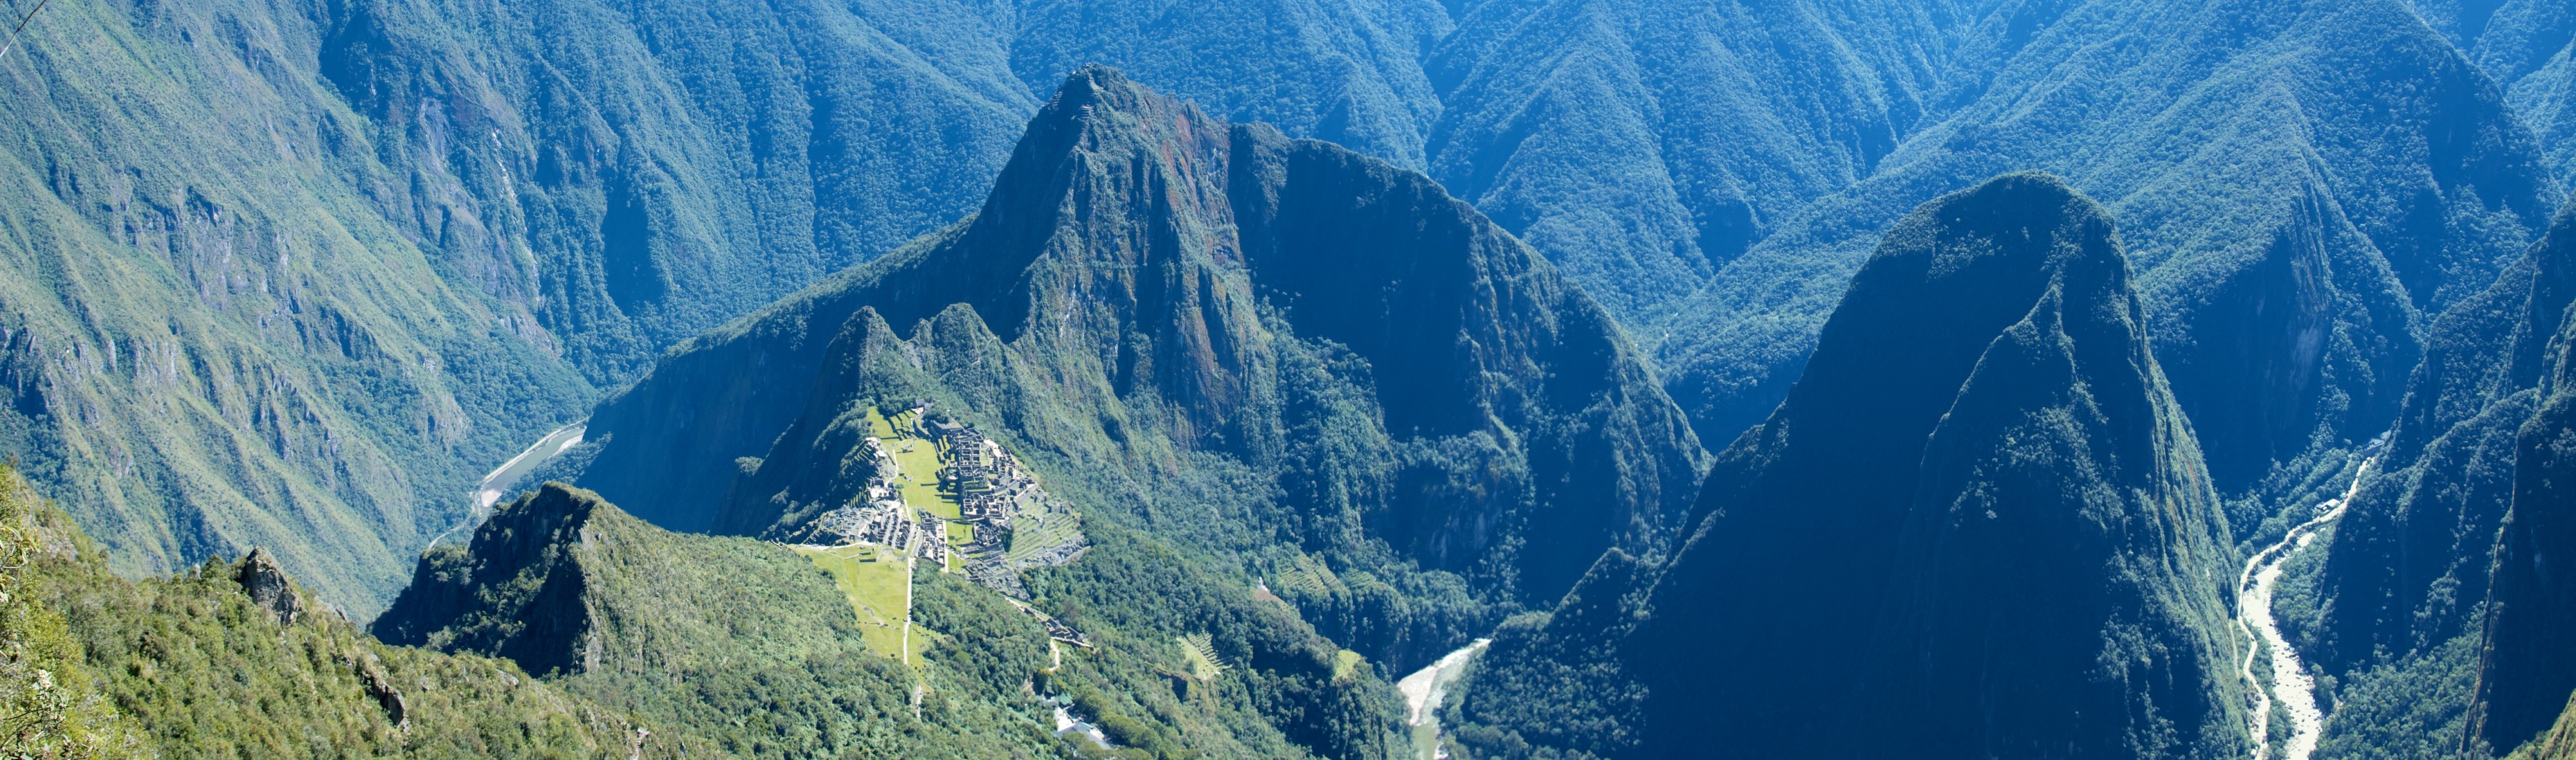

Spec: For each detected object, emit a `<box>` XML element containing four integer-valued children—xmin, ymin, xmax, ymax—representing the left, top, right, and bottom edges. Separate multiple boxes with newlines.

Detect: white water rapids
<box><xmin>2237</xmin><ymin>455</ymin><xmax>2374</xmax><ymax>760</ymax></box>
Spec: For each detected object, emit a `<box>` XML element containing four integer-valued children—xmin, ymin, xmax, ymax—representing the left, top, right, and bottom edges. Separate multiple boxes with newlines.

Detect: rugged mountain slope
<box><xmin>2290</xmin><ymin>202</ymin><xmax>2576</xmax><ymax>757</ymax></box>
<box><xmin>571</xmin><ymin>67</ymin><xmax>1705</xmax><ymax>672</ymax></box>
<box><xmin>378</xmin><ymin>481</ymin><xmax>1408</xmax><ymax>759</ymax></box>
<box><xmin>374</xmin><ymin>483</ymin><xmax>1073</xmax><ymax>757</ymax></box>
<box><xmin>2469</xmin><ymin>205</ymin><xmax>2576</xmax><ymax>755</ymax></box>
<box><xmin>1419</xmin><ymin>0</ymin><xmax>1970</xmax><ymax>321</ymax></box>
<box><xmin>0</xmin><ymin>0</ymin><xmax>603</xmax><ymax>614</ymax></box>
<box><xmin>0</xmin><ymin>466</ymin><xmax>700</xmax><ymax>758</ymax></box>
<box><xmin>0</xmin><ymin>0</ymin><xmax>1460</xmax><ymax>615</ymax></box>
<box><xmin>2410</xmin><ymin>0</ymin><xmax>2576</xmax><ymax>187</ymax></box>
<box><xmin>1654</xmin><ymin>0</ymin><xmax>2561</xmax><ymax>516</ymax></box>
<box><xmin>1457</xmin><ymin>174</ymin><xmax>2246</xmax><ymax>759</ymax></box>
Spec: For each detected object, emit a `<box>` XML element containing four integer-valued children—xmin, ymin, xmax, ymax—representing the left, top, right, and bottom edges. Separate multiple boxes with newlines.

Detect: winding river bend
<box><xmin>2237</xmin><ymin>455</ymin><xmax>2375</xmax><ymax>760</ymax></box>
<box><xmin>426</xmin><ymin>423</ymin><xmax>587</xmax><ymax>549</ymax></box>
<box><xmin>1398</xmin><ymin>639</ymin><xmax>1491</xmax><ymax>760</ymax></box>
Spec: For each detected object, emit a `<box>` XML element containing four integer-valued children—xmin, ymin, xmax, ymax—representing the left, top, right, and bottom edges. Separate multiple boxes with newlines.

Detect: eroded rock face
<box><xmin>234</xmin><ymin>547</ymin><xmax>303</xmax><ymax>625</ymax></box>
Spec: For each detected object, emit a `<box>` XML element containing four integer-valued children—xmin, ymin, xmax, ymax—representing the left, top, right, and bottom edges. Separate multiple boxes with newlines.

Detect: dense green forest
<box><xmin>0</xmin><ymin>464</ymin><xmax>712</xmax><ymax>757</ymax></box>
<box><xmin>573</xmin><ymin>68</ymin><xmax>1705</xmax><ymax>676</ymax></box>
<box><xmin>8</xmin><ymin>0</ymin><xmax>2576</xmax><ymax>757</ymax></box>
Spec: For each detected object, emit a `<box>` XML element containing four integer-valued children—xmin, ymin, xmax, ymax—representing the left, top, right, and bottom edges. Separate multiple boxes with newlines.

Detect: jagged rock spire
<box><xmin>234</xmin><ymin>547</ymin><xmax>303</xmax><ymax>625</ymax></box>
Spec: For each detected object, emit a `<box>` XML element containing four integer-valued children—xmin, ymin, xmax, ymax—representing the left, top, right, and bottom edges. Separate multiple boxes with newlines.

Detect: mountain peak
<box><xmin>1620</xmin><ymin>172</ymin><xmax>2242</xmax><ymax>758</ymax></box>
<box><xmin>574</xmin><ymin>71</ymin><xmax>1706</xmax><ymax>655</ymax></box>
<box><xmin>372</xmin><ymin>483</ymin><xmax>616</xmax><ymax>675</ymax></box>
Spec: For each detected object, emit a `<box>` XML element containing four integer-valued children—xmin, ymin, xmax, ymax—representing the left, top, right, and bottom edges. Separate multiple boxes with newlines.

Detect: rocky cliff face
<box><xmin>2471</xmin><ymin>204</ymin><xmax>2576</xmax><ymax>754</ymax></box>
<box><xmin>2287</xmin><ymin>202</ymin><xmax>2576</xmax><ymax>754</ymax></box>
<box><xmin>582</xmin><ymin>68</ymin><xmax>1705</xmax><ymax>669</ymax></box>
<box><xmin>2319</xmin><ymin>203</ymin><xmax>2576</xmax><ymax>670</ymax></box>
<box><xmin>1622</xmin><ymin>173</ymin><xmax>2242</xmax><ymax>759</ymax></box>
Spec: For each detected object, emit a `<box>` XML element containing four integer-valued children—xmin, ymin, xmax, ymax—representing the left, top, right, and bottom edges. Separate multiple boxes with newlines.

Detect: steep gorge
<box><xmin>1455</xmin><ymin>173</ymin><xmax>2248</xmax><ymax>759</ymax></box>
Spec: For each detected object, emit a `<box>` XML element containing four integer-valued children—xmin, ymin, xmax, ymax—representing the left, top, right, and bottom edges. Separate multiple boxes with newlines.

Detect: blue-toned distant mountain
<box><xmin>1653</xmin><ymin>0</ymin><xmax>2563</xmax><ymax>528</ymax></box>
<box><xmin>2411</xmin><ymin>0</ymin><xmax>2576</xmax><ymax>187</ymax></box>
<box><xmin>1450</xmin><ymin>174</ymin><xmax>2246</xmax><ymax>759</ymax></box>
<box><xmin>1417</xmin><ymin>0</ymin><xmax>1973</xmax><ymax>320</ymax></box>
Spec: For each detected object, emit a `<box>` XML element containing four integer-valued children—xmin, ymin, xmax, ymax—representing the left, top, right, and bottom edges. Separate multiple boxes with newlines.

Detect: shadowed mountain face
<box><xmin>2411</xmin><ymin>0</ymin><xmax>2576</xmax><ymax>188</ymax></box>
<box><xmin>1653</xmin><ymin>0</ymin><xmax>2561</xmax><ymax>515</ymax></box>
<box><xmin>2281</xmin><ymin>202</ymin><xmax>2576</xmax><ymax>755</ymax></box>
<box><xmin>2462</xmin><ymin>204</ymin><xmax>2576</xmax><ymax>754</ymax></box>
<box><xmin>2478</xmin><ymin>319</ymin><xmax>2576</xmax><ymax>760</ymax></box>
<box><xmin>574</xmin><ymin>68</ymin><xmax>1704</xmax><ymax>669</ymax></box>
<box><xmin>1461</xmin><ymin>174</ymin><xmax>2243</xmax><ymax>759</ymax></box>
<box><xmin>1419</xmin><ymin>0</ymin><xmax>1971</xmax><ymax>321</ymax></box>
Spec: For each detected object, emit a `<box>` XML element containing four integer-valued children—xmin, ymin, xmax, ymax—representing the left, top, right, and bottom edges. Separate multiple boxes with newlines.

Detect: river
<box><xmin>425</xmin><ymin>422</ymin><xmax>586</xmax><ymax>549</ymax></box>
<box><xmin>1398</xmin><ymin>638</ymin><xmax>1492</xmax><ymax>759</ymax></box>
<box><xmin>2237</xmin><ymin>455</ymin><xmax>2375</xmax><ymax>760</ymax></box>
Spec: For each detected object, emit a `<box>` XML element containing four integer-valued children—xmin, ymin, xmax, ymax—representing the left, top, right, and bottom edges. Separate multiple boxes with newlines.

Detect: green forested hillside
<box><xmin>0</xmin><ymin>0</ymin><xmax>1460</xmax><ymax>617</ymax></box>
<box><xmin>2410</xmin><ymin>0</ymin><xmax>2576</xmax><ymax>187</ymax></box>
<box><xmin>570</xmin><ymin>68</ymin><xmax>1706</xmax><ymax>678</ymax></box>
<box><xmin>2461</xmin><ymin>201</ymin><xmax>2576</xmax><ymax>757</ymax></box>
<box><xmin>0</xmin><ymin>464</ymin><xmax>710</xmax><ymax>758</ymax></box>
<box><xmin>14</xmin><ymin>0</ymin><xmax>2576</xmax><ymax>757</ymax></box>
<box><xmin>375</xmin><ymin>483</ymin><xmax>1075</xmax><ymax>758</ymax></box>
<box><xmin>1651</xmin><ymin>0</ymin><xmax>2562</xmax><ymax>527</ymax></box>
<box><xmin>1454</xmin><ymin>174</ymin><xmax>2247</xmax><ymax>759</ymax></box>
<box><xmin>378</xmin><ymin>482</ymin><xmax>1412</xmax><ymax>759</ymax></box>
<box><xmin>1420</xmin><ymin>0</ymin><xmax>1965</xmax><ymax>320</ymax></box>
<box><xmin>2286</xmin><ymin>202</ymin><xmax>2576</xmax><ymax>758</ymax></box>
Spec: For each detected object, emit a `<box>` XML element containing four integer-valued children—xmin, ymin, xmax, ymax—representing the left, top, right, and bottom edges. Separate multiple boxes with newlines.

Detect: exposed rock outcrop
<box><xmin>233</xmin><ymin>547</ymin><xmax>303</xmax><ymax>625</ymax></box>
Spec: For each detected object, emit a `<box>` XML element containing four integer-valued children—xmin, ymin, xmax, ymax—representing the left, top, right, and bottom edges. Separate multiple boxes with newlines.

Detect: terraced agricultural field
<box><xmin>796</xmin><ymin>543</ymin><xmax>913</xmax><ymax>660</ymax></box>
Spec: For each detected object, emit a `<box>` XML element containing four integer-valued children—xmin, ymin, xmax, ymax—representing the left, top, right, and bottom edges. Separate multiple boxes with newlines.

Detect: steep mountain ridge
<box><xmin>1454</xmin><ymin>174</ymin><xmax>2246</xmax><ymax>759</ymax></box>
<box><xmin>1652</xmin><ymin>0</ymin><xmax>2560</xmax><ymax>517</ymax></box>
<box><xmin>2286</xmin><ymin>200</ymin><xmax>2576</xmax><ymax>757</ymax></box>
<box><xmin>2465</xmin><ymin>202</ymin><xmax>2576</xmax><ymax>754</ymax></box>
<box><xmin>575</xmin><ymin>67</ymin><xmax>1707</xmax><ymax>672</ymax></box>
<box><xmin>0</xmin><ymin>0</ymin><xmax>1461</xmax><ymax>614</ymax></box>
<box><xmin>1649</xmin><ymin>173</ymin><xmax>2243</xmax><ymax>759</ymax></box>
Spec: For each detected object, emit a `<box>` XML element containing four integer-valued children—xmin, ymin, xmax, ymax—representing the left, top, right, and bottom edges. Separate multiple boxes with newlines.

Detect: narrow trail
<box><xmin>2237</xmin><ymin>455</ymin><xmax>2376</xmax><ymax>760</ymax></box>
<box><xmin>901</xmin><ymin>517</ymin><xmax>918</xmax><ymax>667</ymax></box>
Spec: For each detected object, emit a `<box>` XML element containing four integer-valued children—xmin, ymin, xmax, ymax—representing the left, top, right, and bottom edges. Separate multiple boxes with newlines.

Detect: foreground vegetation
<box><xmin>0</xmin><ymin>464</ymin><xmax>701</xmax><ymax>757</ymax></box>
